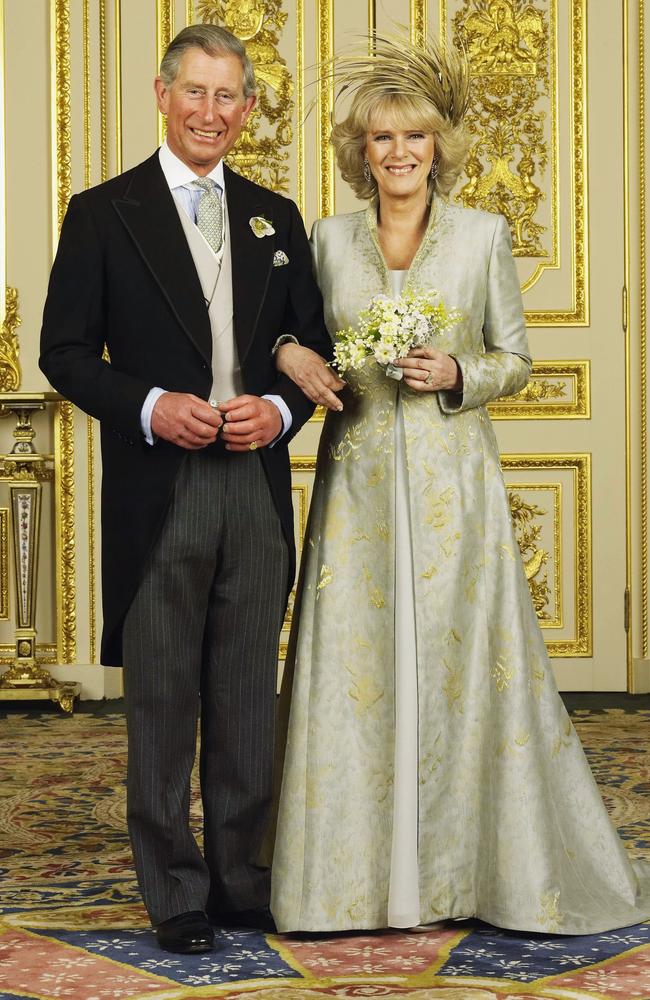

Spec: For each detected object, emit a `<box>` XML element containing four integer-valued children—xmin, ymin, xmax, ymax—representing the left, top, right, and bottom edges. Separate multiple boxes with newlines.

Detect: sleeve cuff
<box><xmin>141</xmin><ymin>387</ymin><xmax>166</xmax><ymax>445</ymax></box>
<box><xmin>263</xmin><ymin>393</ymin><xmax>292</xmax><ymax>446</ymax></box>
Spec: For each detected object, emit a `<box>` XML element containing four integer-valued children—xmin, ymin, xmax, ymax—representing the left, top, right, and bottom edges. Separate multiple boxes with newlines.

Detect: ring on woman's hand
<box><xmin>424</xmin><ymin>372</ymin><xmax>434</xmax><ymax>385</ymax></box>
<box><xmin>249</xmin><ymin>441</ymin><xmax>259</xmax><ymax>451</ymax></box>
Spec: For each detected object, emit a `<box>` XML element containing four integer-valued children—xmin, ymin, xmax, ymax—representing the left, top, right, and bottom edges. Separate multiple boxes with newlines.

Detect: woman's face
<box><xmin>364</xmin><ymin>121</ymin><xmax>435</xmax><ymax>203</ymax></box>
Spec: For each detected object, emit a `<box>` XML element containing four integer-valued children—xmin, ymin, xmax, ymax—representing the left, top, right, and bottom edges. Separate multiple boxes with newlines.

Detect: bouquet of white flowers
<box><xmin>333</xmin><ymin>289</ymin><xmax>460</xmax><ymax>380</ymax></box>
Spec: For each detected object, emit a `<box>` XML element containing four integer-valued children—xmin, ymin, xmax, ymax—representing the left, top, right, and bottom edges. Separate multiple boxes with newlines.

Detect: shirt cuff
<box><xmin>141</xmin><ymin>387</ymin><xmax>166</xmax><ymax>445</ymax></box>
<box><xmin>271</xmin><ymin>334</ymin><xmax>299</xmax><ymax>356</ymax></box>
<box><xmin>263</xmin><ymin>394</ymin><xmax>292</xmax><ymax>446</ymax></box>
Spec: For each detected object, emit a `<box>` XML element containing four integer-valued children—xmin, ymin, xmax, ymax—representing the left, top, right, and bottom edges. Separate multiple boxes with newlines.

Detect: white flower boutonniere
<box><xmin>249</xmin><ymin>216</ymin><xmax>275</xmax><ymax>238</ymax></box>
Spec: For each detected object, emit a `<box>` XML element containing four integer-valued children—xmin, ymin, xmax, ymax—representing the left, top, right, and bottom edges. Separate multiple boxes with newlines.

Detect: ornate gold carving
<box><xmin>52</xmin><ymin>4</ymin><xmax>77</xmax><ymax>663</ymax></box>
<box><xmin>507</xmin><ymin>485</ymin><xmax>561</xmax><ymax>626</ymax></box>
<box><xmin>442</xmin><ymin>0</ymin><xmax>587</xmax><ymax>325</ymax></box>
<box><xmin>198</xmin><ymin>0</ymin><xmax>294</xmax><ymax>192</ymax></box>
<box><xmin>52</xmin><ymin>0</ymin><xmax>72</xmax><ymax>238</ymax></box>
<box><xmin>0</xmin><ymin>288</ymin><xmax>21</xmax><ymax>391</ymax></box>
<box><xmin>489</xmin><ymin>360</ymin><xmax>590</xmax><ymax>419</ymax></box>
<box><xmin>157</xmin><ymin>1</ymin><xmax>173</xmax><ymax>144</ymax></box>
<box><xmin>502</xmin><ymin>454</ymin><xmax>591</xmax><ymax>657</ymax></box>
<box><xmin>83</xmin><ymin>0</ymin><xmax>91</xmax><ymax>189</ymax></box>
<box><xmin>99</xmin><ymin>0</ymin><xmax>108</xmax><ymax>181</ymax></box>
<box><xmin>54</xmin><ymin>402</ymin><xmax>77</xmax><ymax>663</ymax></box>
<box><xmin>296</xmin><ymin>0</ymin><xmax>305</xmax><ymax>215</ymax></box>
<box><xmin>187</xmin><ymin>0</ymin><xmax>194</xmax><ymax>23</ymax></box>
<box><xmin>411</xmin><ymin>0</ymin><xmax>428</xmax><ymax>47</ymax></box>
<box><xmin>0</xmin><ymin>509</ymin><xmax>8</xmax><ymax>620</ymax></box>
<box><xmin>453</xmin><ymin>0</ymin><xmax>551</xmax><ymax>258</ymax></box>
<box><xmin>317</xmin><ymin>0</ymin><xmax>334</xmax><ymax>216</ymax></box>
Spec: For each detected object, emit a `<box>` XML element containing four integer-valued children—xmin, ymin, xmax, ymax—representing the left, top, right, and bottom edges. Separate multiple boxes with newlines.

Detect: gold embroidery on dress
<box><xmin>537</xmin><ymin>890</ymin><xmax>564</xmax><ymax>931</ymax></box>
<box><xmin>345</xmin><ymin>665</ymin><xmax>384</xmax><ymax>717</ymax></box>
<box><xmin>316</xmin><ymin>564</ymin><xmax>333</xmax><ymax>594</ymax></box>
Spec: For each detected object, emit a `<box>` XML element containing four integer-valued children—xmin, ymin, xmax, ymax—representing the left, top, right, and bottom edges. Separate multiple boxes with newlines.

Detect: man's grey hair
<box><xmin>159</xmin><ymin>24</ymin><xmax>257</xmax><ymax>99</ymax></box>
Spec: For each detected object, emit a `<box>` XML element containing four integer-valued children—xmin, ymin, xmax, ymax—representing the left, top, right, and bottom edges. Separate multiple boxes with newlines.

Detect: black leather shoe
<box><xmin>155</xmin><ymin>910</ymin><xmax>215</xmax><ymax>953</ymax></box>
<box><xmin>211</xmin><ymin>906</ymin><xmax>276</xmax><ymax>933</ymax></box>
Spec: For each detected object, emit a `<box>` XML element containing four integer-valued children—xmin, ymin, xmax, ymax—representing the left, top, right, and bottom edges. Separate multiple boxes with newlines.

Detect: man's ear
<box><xmin>241</xmin><ymin>94</ymin><xmax>257</xmax><ymax>126</ymax></box>
<box><xmin>154</xmin><ymin>77</ymin><xmax>169</xmax><ymax>115</ymax></box>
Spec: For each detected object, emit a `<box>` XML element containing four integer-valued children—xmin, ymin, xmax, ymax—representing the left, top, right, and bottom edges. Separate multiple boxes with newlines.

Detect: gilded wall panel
<box><xmin>489</xmin><ymin>360</ymin><xmax>590</xmax><ymax>419</ymax></box>
<box><xmin>502</xmin><ymin>454</ymin><xmax>591</xmax><ymax>657</ymax></box>
<box><xmin>439</xmin><ymin>0</ymin><xmax>588</xmax><ymax>326</ymax></box>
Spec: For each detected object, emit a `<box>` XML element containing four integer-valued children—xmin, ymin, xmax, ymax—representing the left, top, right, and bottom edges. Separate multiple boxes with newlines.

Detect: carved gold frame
<box><xmin>51</xmin><ymin>0</ymin><xmax>77</xmax><ymax>664</ymax></box>
<box><xmin>488</xmin><ymin>361</ymin><xmax>590</xmax><ymax>420</ymax></box>
<box><xmin>0</xmin><ymin>507</ymin><xmax>8</xmax><ymax>620</ymax></box>
<box><xmin>502</xmin><ymin>454</ymin><xmax>592</xmax><ymax>657</ymax></box>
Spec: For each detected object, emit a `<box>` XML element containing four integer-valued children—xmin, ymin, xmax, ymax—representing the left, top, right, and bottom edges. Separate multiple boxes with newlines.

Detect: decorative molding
<box><xmin>296</xmin><ymin>0</ymin><xmax>305</xmax><ymax>215</ymax></box>
<box><xmin>51</xmin><ymin>0</ymin><xmax>72</xmax><ymax>248</ymax></box>
<box><xmin>156</xmin><ymin>0</ymin><xmax>173</xmax><ymax>144</ymax></box>
<box><xmin>0</xmin><ymin>288</ymin><xmax>21</xmax><ymax>392</ymax></box>
<box><xmin>54</xmin><ymin>403</ymin><xmax>77</xmax><ymax>664</ymax></box>
<box><xmin>502</xmin><ymin>454</ymin><xmax>591</xmax><ymax>658</ymax></box>
<box><xmin>187</xmin><ymin>0</ymin><xmax>194</xmax><ymax>23</ymax></box>
<box><xmin>640</xmin><ymin>0</ymin><xmax>648</xmax><ymax>657</ymax></box>
<box><xmin>52</xmin><ymin>4</ymin><xmax>77</xmax><ymax>663</ymax></box>
<box><xmin>317</xmin><ymin>0</ymin><xmax>334</xmax><ymax>217</ymax></box>
<box><xmin>114</xmin><ymin>0</ymin><xmax>122</xmax><ymax>174</ymax></box>
<box><xmin>489</xmin><ymin>360</ymin><xmax>590</xmax><ymax>419</ymax></box>
<box><xmin>99</xmin><ymin>0</ymin><xmax>108</xmax><ymax>181</ymax></box>
<box><xmin>411</xmin><ymin>0</ymin><xmax>427</xmax><ymax>47</ymax></box>
<box><xmin>527</xmin><ymin>0</ymin><xmax>587</xmax><ymax>326</ymax></box>
<box><xmin>0</xmin><ymin>508</ymin><xmax>8</xmax><ymax>620</ymax></box>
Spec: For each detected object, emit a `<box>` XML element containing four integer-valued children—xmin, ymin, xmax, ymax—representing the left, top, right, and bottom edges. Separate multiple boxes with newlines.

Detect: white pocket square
<box><xmin>273</xmin><ymin>250</ymin><xmax>289</xmax><ymax>267</ymax></box>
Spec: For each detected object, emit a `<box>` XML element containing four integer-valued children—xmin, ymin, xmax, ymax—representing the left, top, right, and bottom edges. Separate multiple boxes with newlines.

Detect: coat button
<box><xmin>201</xmin><ymin>362</ymin><xmax>209</xmax><ymax>370</ymax></box>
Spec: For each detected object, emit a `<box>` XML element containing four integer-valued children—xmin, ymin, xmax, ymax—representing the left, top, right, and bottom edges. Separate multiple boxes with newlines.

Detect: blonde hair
<box><xmin>329</xmin><ymin>34</ymin><xmax>470</xmax><ymax>202</ymax></box>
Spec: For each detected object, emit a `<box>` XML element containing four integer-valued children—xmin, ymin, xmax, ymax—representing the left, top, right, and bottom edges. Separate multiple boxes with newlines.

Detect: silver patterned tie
<box><xmin>192</xmin><ymin>177</ymin><xmax>223</xmax><ymax>254</ymax></box>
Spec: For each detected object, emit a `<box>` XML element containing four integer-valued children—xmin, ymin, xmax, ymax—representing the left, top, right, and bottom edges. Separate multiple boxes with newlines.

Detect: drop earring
<box><xmin>430</xmin><ymin>158</ymin><xmax>439</xmax><ymax>180</ymax></box>
<box><xmin>363</xmin><ymin>159</ymin><xmax>371</xmax><ymax>183</ymax></box>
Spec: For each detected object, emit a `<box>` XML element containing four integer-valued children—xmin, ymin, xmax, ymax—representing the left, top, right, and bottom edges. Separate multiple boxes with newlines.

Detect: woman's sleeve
<box><xmin>439</xmin><ymin>214</ymin><xmax>532</xmax><ymax>414</ymax></box>
<box><xmin>309</xmin><ymin>218</ymin><xmax>321</xmax><ymax>285</ymax></box>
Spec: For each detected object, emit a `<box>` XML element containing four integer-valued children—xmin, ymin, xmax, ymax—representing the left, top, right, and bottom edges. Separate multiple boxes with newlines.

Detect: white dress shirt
<box><xmin>140</xmin><ymin>141</ymin><xmax>291</xmax><ymax>445</ymax></box>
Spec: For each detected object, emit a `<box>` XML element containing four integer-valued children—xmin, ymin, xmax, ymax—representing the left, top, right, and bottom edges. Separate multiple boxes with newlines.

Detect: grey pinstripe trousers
<box><xmin>122</xmin><ymin>448</ymin><xmax>289</xmax><ymax>925</ymax></box>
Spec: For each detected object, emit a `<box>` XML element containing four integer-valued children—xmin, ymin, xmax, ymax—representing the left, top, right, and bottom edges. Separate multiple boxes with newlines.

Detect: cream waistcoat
<box><xmin>174</xmin><ymin>199</ymin><xmax>243</xmax><ymax>403</ymax></box>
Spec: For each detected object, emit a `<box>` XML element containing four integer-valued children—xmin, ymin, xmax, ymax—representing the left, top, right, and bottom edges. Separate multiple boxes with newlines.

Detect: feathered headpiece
<box><xmin>325</xmin><ymin>31</ymin><xmax>470</xmax><ymax>127</ymax></box>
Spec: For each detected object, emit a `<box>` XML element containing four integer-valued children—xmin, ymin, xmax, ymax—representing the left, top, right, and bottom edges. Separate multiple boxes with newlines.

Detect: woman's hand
<box><xmin>394</xmin><ymin>346</ymin><xmax>462</xmax><ymax>393</ymax></box>
<box><xmin>275</xmin><ymin>343</ymin><xmax>345</xmax><ymax>411</ymax></box>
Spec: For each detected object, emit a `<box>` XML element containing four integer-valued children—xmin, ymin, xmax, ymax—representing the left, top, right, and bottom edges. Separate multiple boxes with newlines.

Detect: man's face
<box><xmin>155</xmin><ymin>48</ymin><xmax>256</xmax><ymax>175</ymax></box>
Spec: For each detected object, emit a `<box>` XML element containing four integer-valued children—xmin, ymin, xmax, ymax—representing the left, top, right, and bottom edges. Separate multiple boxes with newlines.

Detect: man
<box><xmin>40</xmin><ymin>24</ymin><xmax>335</xmax><ymax>954</ymax></box>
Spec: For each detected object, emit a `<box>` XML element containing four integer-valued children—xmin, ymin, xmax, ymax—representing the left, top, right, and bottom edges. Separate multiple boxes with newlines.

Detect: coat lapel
<box><xmin>111</xmin><ymin>152</ymin><xmax>212</xmax><ymax>364</ymax></box>
<box><xmin>224</xmin><ymin>166</ymin><xmax>275</xmax><ymax>365</ymax></box>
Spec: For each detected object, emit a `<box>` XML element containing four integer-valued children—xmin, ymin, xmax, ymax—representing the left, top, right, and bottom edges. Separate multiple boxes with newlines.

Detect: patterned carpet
<box><xmin>1</xmin><ymin>708</ymin><xmax>649</xmax><ymax>1000</ymax></box>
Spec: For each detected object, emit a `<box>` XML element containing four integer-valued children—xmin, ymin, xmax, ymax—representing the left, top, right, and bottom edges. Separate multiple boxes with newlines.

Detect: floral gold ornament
<box><xmin>453</xmin><ymin>0</ymin><xmax>550</xmax><ymax>258</ymax></box>
<box><xmin>249</xmin><ymin>215</ymin><xmax>275</xmax><ymax>238</ymax></box>
<box><xmin>198</xmin><ymin>0</ymin><xmax>294</xmax><ymax>192</ymax></box>
<box><xmin>0</xmin><ymin>287</ymin><xmax>22</xmax><ymax>392</ymax></box>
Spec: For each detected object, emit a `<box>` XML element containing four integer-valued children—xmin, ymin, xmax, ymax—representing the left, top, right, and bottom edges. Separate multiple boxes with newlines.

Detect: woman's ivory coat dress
<box><xmin>271</xmin><ymin>198</ymin><xmax>650</xmax><ymax>934</ymax></box>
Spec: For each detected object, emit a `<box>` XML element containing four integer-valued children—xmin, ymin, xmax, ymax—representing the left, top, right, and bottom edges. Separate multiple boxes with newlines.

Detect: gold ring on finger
<box><xmin>249</xmin><ymin>440</ymin><xmax>259</xmax><ymax>451</ymax></box>
<box><xmin>425</xmin><ymin>372</ymin><xmax>434</xmax><ymax>385</ymax></box>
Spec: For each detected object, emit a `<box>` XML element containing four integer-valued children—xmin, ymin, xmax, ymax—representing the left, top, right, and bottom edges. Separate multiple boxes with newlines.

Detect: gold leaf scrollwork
<box><xmin>508</xmin><ymin>378</ymin><xmax>567</xmax><ymax>403</ymax></box>
<box><xmin>453</xmin><ymin>0</ymin><xmax>549</xmax><ymax>257</ymax></box>
<box><xmin>197</xmin><ymin>0</ymin><xmax>293</xmax><ymax>192</ymax></box>
<box><xmin>0</xmin><ymin>288</ymin><xmax>21</xmax><ymax>392</ymax></box>
<box><xmin>508</xmin><ymin>491</ymin><xmax>551</xmax><ymax>619</ymax></box>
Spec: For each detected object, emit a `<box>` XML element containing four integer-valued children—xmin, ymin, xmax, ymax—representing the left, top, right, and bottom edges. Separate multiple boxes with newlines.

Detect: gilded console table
<box><xmin>0</xmin><ymin>393</ymin><xmax>80</xmax><ymax>712</ymax></box>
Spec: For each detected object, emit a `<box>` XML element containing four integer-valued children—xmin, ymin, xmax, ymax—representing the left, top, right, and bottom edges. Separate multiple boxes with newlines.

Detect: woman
<box><xmin>270</xmin><ymin>36</ymin><xmax>650</xmax><ymax>935</ymax></box>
